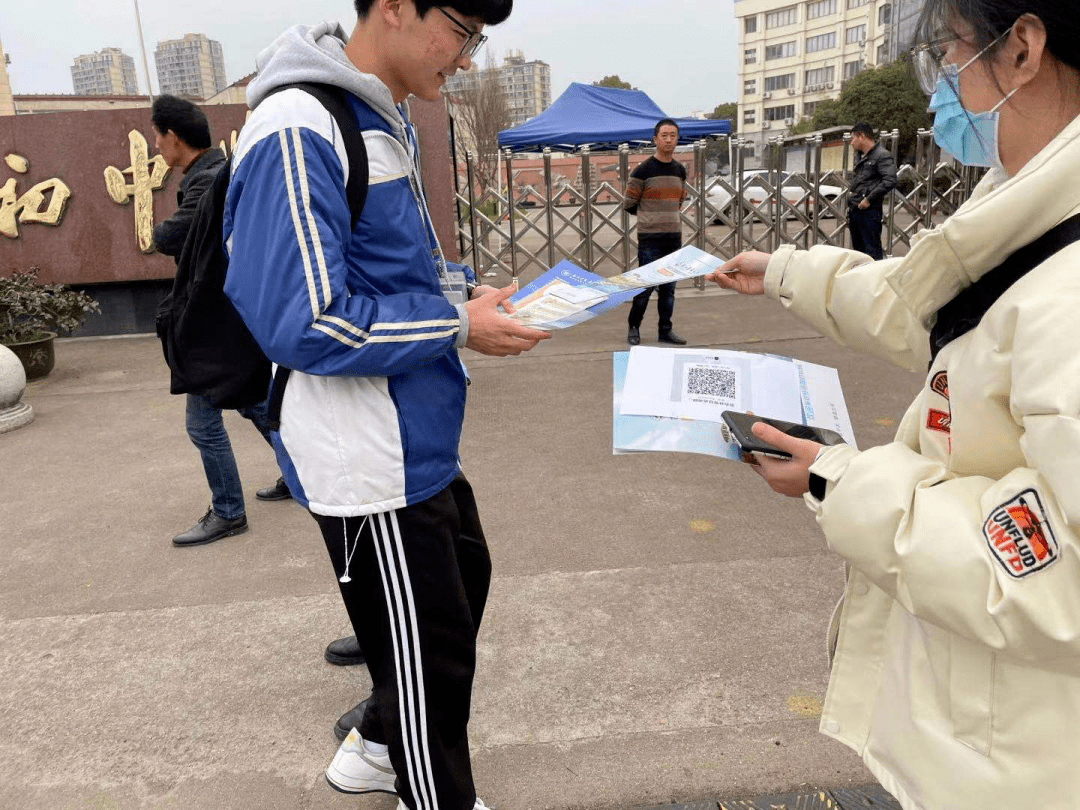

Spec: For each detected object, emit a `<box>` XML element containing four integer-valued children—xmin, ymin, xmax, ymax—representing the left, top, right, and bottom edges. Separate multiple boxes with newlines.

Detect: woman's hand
<box><xmin>743</xmin><ymin>422</ymin><xmax>824</xmax><ymax>497</ymax></box>
<box><xmin>704</xmin><ymin>250</ymin><xmax>771</xmax><ymax>296</ymax></box>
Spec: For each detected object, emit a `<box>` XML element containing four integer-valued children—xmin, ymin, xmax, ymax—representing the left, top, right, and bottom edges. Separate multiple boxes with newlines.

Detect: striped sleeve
<box><xmin>223</xmin><ymin>113</ymin><xmax>461</xmax><ymax>378</ymax></box>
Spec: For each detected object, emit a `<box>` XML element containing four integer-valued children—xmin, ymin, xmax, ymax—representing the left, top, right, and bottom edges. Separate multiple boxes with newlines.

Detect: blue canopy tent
<box><xmin>497</xmin><ymin>83</ymin><xmax>731</xmax><ymax>153</ymax></box>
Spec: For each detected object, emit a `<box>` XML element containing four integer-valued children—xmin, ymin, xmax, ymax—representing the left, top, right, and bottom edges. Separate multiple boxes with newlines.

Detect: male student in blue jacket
<box><xmin>222</xmin><ymin>1</ymin><xmax>547</xmax><ymax>808</ymax></box>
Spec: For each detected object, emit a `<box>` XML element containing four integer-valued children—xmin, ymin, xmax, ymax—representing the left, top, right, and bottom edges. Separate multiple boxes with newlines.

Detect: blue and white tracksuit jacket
<box><xmin>223</xmin><ymin>48</ymin><xmax>474</xmax><ymax>517</ymax></box>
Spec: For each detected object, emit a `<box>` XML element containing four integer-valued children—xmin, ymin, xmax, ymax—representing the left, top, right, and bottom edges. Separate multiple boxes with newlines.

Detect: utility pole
<box><xmin>133</xmin><ymin>0</ymin><xmax>154</xmax><ymax>102</ymax></box>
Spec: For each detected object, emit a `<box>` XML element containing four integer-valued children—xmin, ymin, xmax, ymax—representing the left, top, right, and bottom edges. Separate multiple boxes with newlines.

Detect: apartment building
<box><xmin>887</xmin><ymin>0</ymin><xmax>927</xmax><ymax>61</ymax></box>
<box><xmin>155</xmin><ymin>33</ymin><xmax>226</xmax><ymax>100</ymax></box>
<box><xmin>443</xmin><ymin>50</ymin><xmax>552</xmax><ymax>128</ymax></box>
<box><xmin>0</xmin><ymin>39</ymin><xmax>14</xmax><ymax>116</ymax></box>
<box><xmin>70</xmin><ymin>47</ymin><xmax>139</xmax><ymax>96</ymax></box>
<box><xmin>735</xmin><ymin>0</ymin><xmax>918</xmax><ymax>160</ymax></box>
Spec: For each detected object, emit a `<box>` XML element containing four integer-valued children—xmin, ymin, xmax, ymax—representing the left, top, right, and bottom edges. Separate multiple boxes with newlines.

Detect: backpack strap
<box><xmin>263</xmin><ymin>82</ymin><xmax>370</xmax><ymax>228</ymax></box>
<box><xmin>929</xmin><ymin>212</ymin><xmax>1080</xmax><ymax>365</ymax></box>
<box><xmin>259</xmin><ymin>82</ymin><xmax>372</xmax><ymax>429</ymax></box>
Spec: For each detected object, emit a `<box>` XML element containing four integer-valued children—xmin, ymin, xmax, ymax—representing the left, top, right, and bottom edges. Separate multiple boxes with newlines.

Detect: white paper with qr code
<box><xmin>618</xmin><ymin>346</ymin><xmax>856</xmax><ymax>447</ymax></box>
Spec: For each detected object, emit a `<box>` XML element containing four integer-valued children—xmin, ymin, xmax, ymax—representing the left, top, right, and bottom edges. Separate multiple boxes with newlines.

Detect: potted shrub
<box><xmin>0</xmin><ymin>267</ymin><xmax>101</xmax><ymax>381</ymax></box>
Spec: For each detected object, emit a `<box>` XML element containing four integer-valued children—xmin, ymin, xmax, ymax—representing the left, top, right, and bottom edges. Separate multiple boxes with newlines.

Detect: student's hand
<box><xmin>743</xmin><ymin>422</ymin><xmax>823</xmax><ymax>497</ymax></box>
<box><xmin>464</xmin><ymin>285</ymin><xmax>550</xmax><ymax>357</ymax></box>
<box><xmin>858</xmin><ymin>198</ymin><xmax>870</xmax><ymax>210</ymax></box>
<box><xmin>704</xmin><ymin>251</ymin><xmax>770</xmax><ymax>296</ymax></box>
<box><xmin>470</xmin><ymin>284</ymin><xmax>516</xmax><ymax>313</ymax></box>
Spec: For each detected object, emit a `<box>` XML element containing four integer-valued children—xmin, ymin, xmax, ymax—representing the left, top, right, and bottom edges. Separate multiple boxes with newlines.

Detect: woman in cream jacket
<box><xmin>708</xmin><ymin>1</ymin><xmax>1080</xmax><ymax>808</ymax></box>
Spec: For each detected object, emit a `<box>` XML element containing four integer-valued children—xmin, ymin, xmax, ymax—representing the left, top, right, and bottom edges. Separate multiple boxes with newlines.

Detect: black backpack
<box><xmin>929</xmin><ymin>212</ymin><xmax>1080</xmax><ymax>364</ymax></box>
<box><xmin>155</xmin><ymin>82</ymin><xmax>369</xmax><ymax>414</ymax></box>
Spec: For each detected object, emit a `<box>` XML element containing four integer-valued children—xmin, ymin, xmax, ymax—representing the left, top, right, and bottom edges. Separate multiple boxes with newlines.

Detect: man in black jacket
<box><xmin>847</xmin><ymin>122</ymin><xmax>897</xmax><ymax>260</ymax></box>
<box><xmin>151</xmin><ymin>95</ymin><xmax>291</xmax><ymax>548</ymax></box>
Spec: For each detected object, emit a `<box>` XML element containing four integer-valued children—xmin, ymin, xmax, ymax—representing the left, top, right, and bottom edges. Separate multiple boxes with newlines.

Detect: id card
<box><xmin>440</xmin><ymin>270</ymin><xmax>469</xmax><ymax>305</ymax></box>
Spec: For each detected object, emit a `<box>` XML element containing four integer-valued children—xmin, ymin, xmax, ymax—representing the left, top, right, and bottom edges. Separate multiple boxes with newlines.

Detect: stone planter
<box><xmin>2</xmin><ymin>332</ymin><xmax>56</xmax><ymax>382</ymax></box>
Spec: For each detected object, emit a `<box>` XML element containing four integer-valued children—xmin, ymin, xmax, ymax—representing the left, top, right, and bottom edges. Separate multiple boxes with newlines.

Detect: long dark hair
<box><xmin>917</xmin><ymin>0</ymin><xmax>1080</xmax><ymax>73</ymax></box>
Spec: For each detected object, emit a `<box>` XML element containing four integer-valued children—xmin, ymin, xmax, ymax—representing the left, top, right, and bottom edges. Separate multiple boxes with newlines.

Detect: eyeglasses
<box><xmin>434</xmin><ymin>7</ymin><xmax>487</xmax><ymax>60</ymax></box>
<box><xmin>911</xmin><ymin>26</ymin><xmax>1012</xmax><ymax>95</ymax></box>
<box><xmin>911</xmin><ymin>33</ymin><xmax>962</xmax><ymax>94</ymax></box>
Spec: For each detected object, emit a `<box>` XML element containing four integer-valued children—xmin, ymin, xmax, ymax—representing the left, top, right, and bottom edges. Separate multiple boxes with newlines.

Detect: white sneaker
<box><xmin>325</xmin><ymin>728</ymin><xmax>396</xmax><ymax>794</ymax></box>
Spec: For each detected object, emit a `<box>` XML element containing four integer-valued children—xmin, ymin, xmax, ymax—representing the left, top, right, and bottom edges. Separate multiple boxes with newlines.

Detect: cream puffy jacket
<box><xmin>764</xmin><ymin>115</ymin><xmax>1080</xmax><ymax>810</ymax></box>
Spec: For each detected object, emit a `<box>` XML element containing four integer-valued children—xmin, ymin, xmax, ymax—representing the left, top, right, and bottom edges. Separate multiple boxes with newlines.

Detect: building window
<box><xmin>805</xmin><ymin>66</ymin><xmax>835</xmax><ymax>86</ymax></box>
<box><xmin>764</xmin><ymin>104</ymin><xmax>796</xmax><ymax>121</ymax></box>
<box><xmin>765</xmin><ymin>41</ymin><xmax>798</xmax><ymax>60</ymax></box>
<box><xmin>744</xmin><ymin>109</ymin><xmax>757</xmax><ymax>125</ymax></box>
<box><xmin>806</xmin><ymin>0</ymin><xmax>837</xmax><ymax>19</ymax></box>
<box><xmin>878</xmin><ymin>2</ymin><xmax>892</xmax><ymax>24</ymax></box>
<box><xmin>764</xmin><ymin>73</ymin><xmax>795</xmax><ymax>91</ymax></box>
<box><xmin>846</xmin><ymin>24</ymin><xmax>867</xmax><ymax>44</ymax></box>
<box><xmin>803</xmin><ymin>101</ymin><xmax>818</xmax><ymax>117</ymax></box>
<box><xmin>846</xmin><ymin>0</ymin><xmax>869</xmax><ymax>7</ymax></box>
<box><xmin>745</xmin><ymin>48</ymin><xmax>758</xmax><ymax>64</ymax></box>
<box><xmin>806</xmin><ymin>32</ymin><xmax>837</xmax><ymax>52</ymax></box>
<box><xmin>766</xmin><ymin>6</ymin><xmax>799</xmax><ymax>27</ymax></box>
<box><xmin>744</xmin><ymin>79</ymin><xmax>757</xmax><ymax>95</ymax></box>
<box><xmin>877</xmin><ymin>42</ymin><xmax>890</xmax><ymax>63</ymax></box>
<box><xmin>744</xmin><ymin>15</ymin><xmax>758</xmax><ymax>34</ymax></box>
<box><xmin>844</xmin><ymin>59</ymin><xmax>865</xmax><ymax>79</ymax></box>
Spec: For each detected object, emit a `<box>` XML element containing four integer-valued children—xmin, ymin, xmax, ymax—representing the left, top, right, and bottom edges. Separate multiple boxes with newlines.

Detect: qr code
<box><xmin>687</xmin><ymin>365</ymin><xmax>737</xmax><ymax>400</ymax></box>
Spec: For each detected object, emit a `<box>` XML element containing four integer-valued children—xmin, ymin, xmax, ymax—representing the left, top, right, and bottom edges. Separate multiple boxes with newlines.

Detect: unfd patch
<box><xmin>926</xmin><ymin>409</ymin><xmax>951</xmax><ymax>433</ymax></box>
<box><xmin>931</xmin><ymin>371</ymin><xmax>949</xmax><ymax>399</ymax></box>
<box><xmin>983</xmin><ymin>489</ymin><xmax>1059</xmax><ymax>578</ymax></box>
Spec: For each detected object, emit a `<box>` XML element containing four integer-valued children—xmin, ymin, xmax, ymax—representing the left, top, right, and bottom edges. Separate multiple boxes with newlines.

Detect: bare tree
<box><xmin>447</xmin><ymin>54</ymin><xmax>512</xmax><ymax>192</ymax></box>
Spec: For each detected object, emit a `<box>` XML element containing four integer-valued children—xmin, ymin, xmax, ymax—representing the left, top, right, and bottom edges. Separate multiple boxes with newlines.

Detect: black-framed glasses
<box><xmin>434</xmin><ymin>6</ymin><xmax>487</xmax><ymax>59</ymax></box>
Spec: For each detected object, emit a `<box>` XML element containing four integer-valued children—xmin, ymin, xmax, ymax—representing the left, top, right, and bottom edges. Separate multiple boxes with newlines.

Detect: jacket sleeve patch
<box><xmin>926</xmin><ymin>409</ymin><xmax>952</xmax><ymax>433</ymax></box>
<box><xmin>931</xmin><ymin>371</ymin><xmax>949</xmax><ymax>399</ymax></box>
<box><xmin>983</xmin><ymin>489</ymin><xmax>1059</xmax><ymax>578</ymax></box>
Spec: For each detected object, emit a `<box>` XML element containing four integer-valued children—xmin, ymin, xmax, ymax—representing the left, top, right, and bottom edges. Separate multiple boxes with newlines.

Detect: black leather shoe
<box><xmin>627</xmin><ymin>326</ymin><xmax>641</xmax><ymax>346</ymax></box>
<box><xmin>325</xmin><ymin>635</ymin><xmax>365</xmax><ymax>666</ymax></box>
<box><xmin>172</xmin><ymin>508</ymin><xmax>248</xmax><ymax>547</ymax></box>
<box><xmin>255</xmin><ymin>476</ymin><xmax>292</xmax><ymax>502</ymax></box>
<box><xmin>658</xmin><ymin>329</ymin><xmax>687</xmax><ymax>345</ymax></box>
<box><xmin>335</xmin><ymin>696</ymin><xmax>374</xmax><ymax>742</ymax></box>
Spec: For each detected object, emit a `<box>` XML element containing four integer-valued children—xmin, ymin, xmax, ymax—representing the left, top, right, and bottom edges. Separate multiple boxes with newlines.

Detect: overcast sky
<box><xmin>0</xmin><ymin>0</ymin><xmax>739</xmax><ymax>116</ymax></box>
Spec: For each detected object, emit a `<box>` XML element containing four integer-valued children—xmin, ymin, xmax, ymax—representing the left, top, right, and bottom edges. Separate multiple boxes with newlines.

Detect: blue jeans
<box><xmin>628</xmin><ymin>236</ymin><xmax>680</xmax><ymax>333</ymax></box>
<box><xmin>185</xmin><ymin>393</ymin><xmax>275</xmax><ymax>520</ymax></box>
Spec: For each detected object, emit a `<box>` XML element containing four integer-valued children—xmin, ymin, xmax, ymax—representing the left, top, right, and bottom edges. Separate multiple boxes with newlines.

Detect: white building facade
<box><xmin>0</xmin><ymin>39</ymin><xmax>14</xmax><ymax>116</ymax></box>
<box><xmin>735</xmin><ymin>0</ymin><xmax>920</xmax><ymax>161</ymax></box>
<box><xmin>155</xmin><ymin>34</ymin><xmax>227</xmax><ymax>100</ymax></box>
<box><xmin>443</xmin><ymin>51</ymin><xmax>552</xmax><ymax>128</ymax></box>
<box><xmin>70</xmin><ymin>47</ymin><xmax>139</xmax><ymax>96</ymax></box>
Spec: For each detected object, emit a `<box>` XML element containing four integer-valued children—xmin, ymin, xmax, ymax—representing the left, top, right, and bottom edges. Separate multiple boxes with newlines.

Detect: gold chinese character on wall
<box><xmin>104</xmin><ymin>130</ymin><xmax>170</xmax><ymax>253</ymax></box>
<box><xmin>0</xmin><ymin>153</ymin><xmax>73</xmax><ymax>239</ymax></box>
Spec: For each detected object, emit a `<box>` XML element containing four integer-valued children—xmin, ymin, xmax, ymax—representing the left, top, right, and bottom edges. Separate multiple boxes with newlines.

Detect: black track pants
<box><xmin>313</xmin><ymin>474</ymin><xmax>491</xmax><ymax>810</ymax></box>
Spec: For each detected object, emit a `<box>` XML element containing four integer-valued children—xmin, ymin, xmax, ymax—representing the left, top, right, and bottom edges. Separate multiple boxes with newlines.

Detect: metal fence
<box><xmin>454</xmin><ymin>129</ymin><xmax>984</xmax><ymax>284</ymax></box>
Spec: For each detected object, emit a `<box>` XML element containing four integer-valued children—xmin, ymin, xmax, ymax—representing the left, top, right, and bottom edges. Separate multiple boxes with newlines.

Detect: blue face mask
<box><xmin>927</xmin><ymin>39</ymin><xmax>1018</xmax><ymax>169</ymax></box>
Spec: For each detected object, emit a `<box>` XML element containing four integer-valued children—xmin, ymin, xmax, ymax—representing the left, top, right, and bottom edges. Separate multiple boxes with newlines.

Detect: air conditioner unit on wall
<box><xmin>761</xmin><ymin>121</ymin><xmax>772</xmax><ymax>129</ymax></box>
<box><xmin>784</xmin><ymin>118</ymin><xmax>794</xmax><ymax>126</ymax></box>
<box><xmin>762</xmin><ymin>91</ymin><xmax>772</xmax><ymax>99</ymax></box>
<box><xmin>787</xmin><ymin>88</ymin><xmax>796</xmax><ymax>95</ymax></box>
<box><xmin>826</xmin><ymin>81</ymin><xmax>835</xmax><ymax>89</ymax></box>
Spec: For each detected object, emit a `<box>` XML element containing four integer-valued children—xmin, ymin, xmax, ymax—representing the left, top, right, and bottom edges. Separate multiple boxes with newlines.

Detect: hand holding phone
<box><xmin>722</xmin><ymin>410</ymin><xmax>846</xmax><ymax>498</ymax></box>
<box><xmin>721</xmin><ymin>411</ymin><xmax>845</xmax><ymax>459</ymax></box>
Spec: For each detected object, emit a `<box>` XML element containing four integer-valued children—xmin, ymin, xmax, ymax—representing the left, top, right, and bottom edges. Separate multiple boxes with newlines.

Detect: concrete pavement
<box><xmin>0</xmin><ymin>288</ymin><xmax>922</xmax><ymax>810</ymax></box>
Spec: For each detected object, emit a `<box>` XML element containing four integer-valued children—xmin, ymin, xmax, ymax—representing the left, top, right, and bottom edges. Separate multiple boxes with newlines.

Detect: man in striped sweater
<box><xmin>623</xmin><ymin>118</ymin><xmax>689</xmax><ymax>346</ymax></box>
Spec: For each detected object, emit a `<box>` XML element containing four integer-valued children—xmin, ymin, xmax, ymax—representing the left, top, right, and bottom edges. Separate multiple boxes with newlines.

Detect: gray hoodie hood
<box><xmin>246</xmin><ymin>21</ymin><xmax>405</xmax><ymax>136</ymax></box>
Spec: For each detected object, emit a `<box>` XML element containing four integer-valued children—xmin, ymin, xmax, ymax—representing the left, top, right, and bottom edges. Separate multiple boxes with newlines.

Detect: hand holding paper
<box><xmin>705</xmin><ymin>250</ymin><xmax>770</xmax><ymax>295</ymax></box>
<box><xmin>465</xmin><ymin>285</ymin><xmax>550</xmax><ymax>356</ymax></box>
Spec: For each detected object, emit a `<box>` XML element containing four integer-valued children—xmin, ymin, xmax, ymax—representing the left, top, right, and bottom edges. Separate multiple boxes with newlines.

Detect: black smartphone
<box><xmin>721</xmin><ymin>410</ymin><xmax>846</xmax><ymax>459</ymax></box>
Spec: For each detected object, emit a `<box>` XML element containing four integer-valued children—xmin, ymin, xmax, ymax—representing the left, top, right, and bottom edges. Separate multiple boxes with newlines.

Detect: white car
<box><xmin>705</xmin><ymin>170</ymin><xmax>844</xmax><ymax>222</ymax></box>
